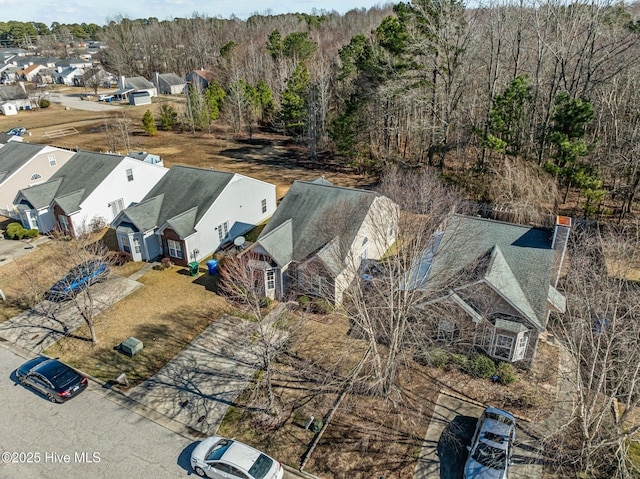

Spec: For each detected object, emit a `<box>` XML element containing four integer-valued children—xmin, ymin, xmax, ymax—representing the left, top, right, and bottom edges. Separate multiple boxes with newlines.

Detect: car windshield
<box><xmin>472</xmin><ymin>442</ymin><xmax>506</xmax><ymax>470</ymax></box>
<box><xmin>485</xmin><ymin>411</ymin><xmax>513</xmax><ymax>426</ymax></box>
<box><xmin>205</xmin><ymin>439</ymin><xmax>233</xmax><ymax>461</ymax></box>
<box><xmin>248</xmin><ymin>454</ymin><xmax>273</xmax><ymax>479</ymax></box>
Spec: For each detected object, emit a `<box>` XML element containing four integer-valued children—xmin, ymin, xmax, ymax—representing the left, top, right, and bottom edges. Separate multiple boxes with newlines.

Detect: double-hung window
<box><xmin>167</xmin><ymin>239</ymin><xmax>183</xmax><ymax>259</ymax></box>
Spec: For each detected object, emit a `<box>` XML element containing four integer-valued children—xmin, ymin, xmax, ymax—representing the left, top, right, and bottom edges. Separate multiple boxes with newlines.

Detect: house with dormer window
<box><xmin>407</xmin><ymin>214</ymin><xmax>571</xmax><ymax>367</ymax></box>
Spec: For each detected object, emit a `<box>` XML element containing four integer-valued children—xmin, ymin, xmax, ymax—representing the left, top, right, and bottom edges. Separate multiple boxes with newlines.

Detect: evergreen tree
<box><xmin>142</xmin><ymin>109</ymin><xmax>157</xmax><ymax>136</ymax></box>
<box><xmin>279</xmin><ymin>63</ymin><xmax>310</xmax><ymax>136</ymax></box>
<box><xmin>158</xmin><ymin>104</ymin><xmax>177</xmax><ymax>131</ymax></box>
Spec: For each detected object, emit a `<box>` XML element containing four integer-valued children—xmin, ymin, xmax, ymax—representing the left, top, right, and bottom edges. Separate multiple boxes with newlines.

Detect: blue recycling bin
<box><xmin>206</xmin><ymin>259</ymin><xmax>218</xmax><ymax>275</ymax></box>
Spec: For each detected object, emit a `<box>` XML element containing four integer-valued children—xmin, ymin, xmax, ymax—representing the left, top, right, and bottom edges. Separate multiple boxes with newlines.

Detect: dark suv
<box><xmin>45</xmin><ymin>260</ymin><xmax>109</xmax><ymax>302</ymax></box>
<box><xmin>16</xmin><ymin>357</ymin><xmax>88</xmax><ymax>402</ymax></box>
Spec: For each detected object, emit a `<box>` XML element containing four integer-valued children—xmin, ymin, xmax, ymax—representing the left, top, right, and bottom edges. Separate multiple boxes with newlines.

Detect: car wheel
<box><xmin>194</xmin><ymin>466</ymin><xmax>206</xmax><ymax>477</ymax></box>
<box><xmin>46</xmin><ymin>393</ymin><xmax>56</xmax><ymax>403</ymax></box>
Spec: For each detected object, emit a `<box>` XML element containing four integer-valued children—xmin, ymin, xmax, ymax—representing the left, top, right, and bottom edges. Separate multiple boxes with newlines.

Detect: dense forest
<box><xmin>6</xmin><ymin>1</ymin><xmax>640</xmax><ymax>223</ymax></box>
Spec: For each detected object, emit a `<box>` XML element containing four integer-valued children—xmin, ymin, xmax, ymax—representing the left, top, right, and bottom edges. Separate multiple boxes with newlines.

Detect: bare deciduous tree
<box><xmin>547</xmin><ymin>224</ymin><xmax>640</xmax><ymax>478</ymax></box>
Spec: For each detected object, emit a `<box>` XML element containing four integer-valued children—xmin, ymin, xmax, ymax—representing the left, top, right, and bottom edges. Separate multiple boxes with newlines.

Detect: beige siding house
<box><xmin>0</xmin><ymin>142</ymin><xmax>74</xmax><ymax>217</ymax></box>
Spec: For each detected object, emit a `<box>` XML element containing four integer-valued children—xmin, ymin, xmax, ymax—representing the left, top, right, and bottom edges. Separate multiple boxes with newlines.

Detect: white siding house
<box><xmin>14</xmin><ymin>151</ymin><xmax>168</xmax><ymax>237</ymax></box>
<box><xmin>113</xmin><ymin>166</ymin><xmax>276</xmax><ymax>265</ymax></box>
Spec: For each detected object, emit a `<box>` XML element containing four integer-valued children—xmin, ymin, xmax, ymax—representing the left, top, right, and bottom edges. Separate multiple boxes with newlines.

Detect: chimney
<box><xmin>551</xmin><ymin>215</ymin><xmax>571</xmax><ymax>287</ymax></box>
<box><xmin>118</xmin><ymin>75</ymin><xmax>126</xmax><ymax>89</ymax></box>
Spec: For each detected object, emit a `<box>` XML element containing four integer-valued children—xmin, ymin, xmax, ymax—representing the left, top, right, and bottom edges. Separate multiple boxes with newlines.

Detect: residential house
<box><xmin>79</xmin><ymin>67</ymin><xmax>113</xmax><ymax>89</ymax></box>
<box><xmin>54</xmin><ymin>57</ymin><xmax>93</xmax><ymax>70</ymax></box>
<box><xmin>0</xmin><ymin>142</ymin><xmax>75</xmax><ymax>216</ymax></box>
<box><xmin>113</xmin><ymin>76</ymin><xmax>157</xmax><ymax>102</ymax></box>
<box><xmin>408</xmin><ymin>214</ymin><xmax>571</xmax><ymax>367</ymax></box>
<box><xmin>54</xmin><ymin>67</ymin><xmax>85</xmax><ymax>86</ymax></box>
<box><xmin>185</xmin><ymin>69</ymin><xmax>215</xmax><ymax>91</ymax></box>
<box><xmin>152</xmin><ymin>72</ymin><xmax>187</xmax><ymax>94</ymax></box>
<box><xmin>14</xmin><ymin>150</ymin><xmax>168</xmax><ymax>236</ymax></box>
<box><xmin>17</xmin><ymin>64</ymin><xmax>46</xmax><ymax>82</ymax></box>
<box><xmin>0</xmin><ymin>84</ymin><xmax>31</xmax><ymax>111</ymax></box>
<box><xmin>112</xmin><ymin>166</ymin><xmax>276</xmax><ymax>265</ymax></box>
<box><xmin>244</xmin><ymin>178</ymin><xmax>398</xmax><ymax>303</ymax></box>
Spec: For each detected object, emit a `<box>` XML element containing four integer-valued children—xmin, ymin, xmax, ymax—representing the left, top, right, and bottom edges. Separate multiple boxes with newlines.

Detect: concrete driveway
<box><xmin>0</xmin><ymin>275</ymin><xmax>142</xmax><ymax>353</ymax></box>
<box><xmin>128</xmin><ymin>312</ymin><xmax>288</xmax><ymax>436</ymax></box>
<box><xmin>415</xmin><ymin>393</ymin><xmax>543</xmax><ymax>479</ymax></box>
<box><xmin>0</xmin><ymin>236</ymin><xmax>50</xmax><ymax>264</ymax></box>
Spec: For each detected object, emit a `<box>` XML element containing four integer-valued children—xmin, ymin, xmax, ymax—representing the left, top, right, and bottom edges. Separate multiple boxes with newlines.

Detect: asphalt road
<box><xmin>0</xmin><ymin>346</ymin><xmax>193</xmax><ymax>479</ymax></box>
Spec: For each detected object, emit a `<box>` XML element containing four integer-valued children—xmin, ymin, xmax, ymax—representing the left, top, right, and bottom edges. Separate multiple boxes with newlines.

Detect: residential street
<box><xmin>0</xmin><ymin>346</ymin><xmax>193</xmax><ymax>479</ymax></box>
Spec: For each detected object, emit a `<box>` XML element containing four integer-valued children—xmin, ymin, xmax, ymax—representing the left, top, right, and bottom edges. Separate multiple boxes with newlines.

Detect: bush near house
<box><xmin>5</xmin><ymin>222</ymin><xmax>37</xmax><ymax>240</ymax></box>
<box><xmin>496</xmin><ymin>362</ymin><xmax>517</xmax><ymax>384</ymax></box>
<box><xmin>39</xmin><ymin>98</ymin><xmax>50</xmax><ymax>108</ymax></box>
<box><xmin>465</xmin><ymin>354</ymin><xmax>497</xmax><ymax>378</ymax></box>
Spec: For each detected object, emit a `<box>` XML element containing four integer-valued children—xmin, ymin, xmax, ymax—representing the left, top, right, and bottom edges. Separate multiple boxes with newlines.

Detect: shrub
<box><xmin>416</xmin><ymin>347</ymin><xmax>450</xmax><ymax>368</ymax></box>
<box><xmin>312</xmin><ymin>298</ymin><xmax>333</xmax><ymax>314</ymax></box>
<box><xmin>25</xmin><ymin>229</ymin><xmax>38</xmax><ymax>238</ymax></box>
<box><xmin>39</xmin><ymin>98</ymin><xmax>50</xmax><ymax>108</ymax></box>
<box><xmin>108</xmin><ymin>251</ymin><xmax>132</xmax><ymax>266</ymax></box>
<box><xmin>448</xmin><ymin>353</ymin><xmax>469</xmax><ymax>370</ymax></box>
<box><xmin>496</xmin><ymin>362</ymin><xmax>517</xmax><ymax>384</ymax></box>
<box><xmin>160</xmin><ymin>257</ymin><xmax>173</xmax><ymax>269</ymax></box>
<box><xmin>6</xmin><ymin>222</ymin><xmax>26</xmax><ymax>239</ymax></box>
<box><xmin>88</xmin><ymin>216</ymin><xmax>107</xmax><ymax>232</ymax></box>
<box><xmin>466</xmin><ymin>354</ymin><xmax>497</xmax><ymax>378</ymax></box>
<box><xmin>298</xmin><ymin>295</ymin><xmax>311</xmax><ymax>306</ymax></box>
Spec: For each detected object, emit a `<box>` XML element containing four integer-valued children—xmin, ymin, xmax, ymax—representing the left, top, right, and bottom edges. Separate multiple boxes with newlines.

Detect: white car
<box><xmin>191</xmin><ymin>436</ymin><xmax>284</xmax><ymax>479</ymax></box>
<box><xmin>98</xmin><ymin>94</ymin><xmax>114</xmax><ymax>101</ymax></box>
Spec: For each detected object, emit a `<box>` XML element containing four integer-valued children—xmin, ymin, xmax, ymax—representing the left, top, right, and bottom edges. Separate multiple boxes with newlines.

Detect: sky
<box><xmin>2</xmin><ymin>0</ymin><xmax>388</xmax><ymax>26</ymax></box>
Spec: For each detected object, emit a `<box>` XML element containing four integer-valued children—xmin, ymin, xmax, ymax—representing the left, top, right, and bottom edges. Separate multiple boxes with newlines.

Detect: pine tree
<box><xmin>142</xmin><ymin>109</ymin><xmax>157</xmax><ymax>136</ymax></box>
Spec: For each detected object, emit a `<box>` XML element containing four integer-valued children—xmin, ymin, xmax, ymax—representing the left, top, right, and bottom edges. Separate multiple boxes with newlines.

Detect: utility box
<box><xmin>120</xmin><ymin>337</ymin><xmax>143</xmax><ymax>357</ymax></box>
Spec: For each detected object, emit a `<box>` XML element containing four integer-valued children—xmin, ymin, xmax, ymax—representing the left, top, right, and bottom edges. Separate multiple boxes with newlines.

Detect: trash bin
<box><xmin>188</xmin><ymin>261</ymin><xmax>200</xmax><ymax>276</ymax></box>
<box><xmin>206</xmin><ymin>259</ymin><xmax>218</xmax><ymax>275</ymax></box>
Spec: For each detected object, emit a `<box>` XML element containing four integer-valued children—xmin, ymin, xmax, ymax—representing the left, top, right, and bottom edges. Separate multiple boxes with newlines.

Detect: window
<box><xmin>167</xmin><ymin>239</ymin><xmax>183</xmax><ymax>259</ymax></box>
<box><xmin>58</xmin><ymin>214</ymin><xmax>70</xmax><ymax>232</ymax></box>
<box><xmin>261</xmin><ymin>198</ymin><xmax>267</xmax><ymax>214</ymax></box>
<box><xmin>126</xmin><ymin>168</ymin><xmax>134</xmax><ymax>181</ymax></box>
<box><xmin>120</xmin><ymin>235</ymin><xmax>131</xmax><ymax>253</ymax></box>
<box><xmin>266</xmin><ymin>269</ymin><xmax>275</xmax><ymax>290</ymax></box>
<box><xmin>30</xmin><ymin>173</ymin><xmax>41</xmax><ymax>181</ymax></box>
<box><xmin>132</xmin><ymin>236</ymin><xmax>141</xmax><ymax>254</ymax></box>
<box><xmin>437</xmin><ymin>319</ymin><xmax>455</xmax><ymax>342</ymax></box>
<box><xmin>494</xmin><ymin>334</ymin><xmax>514</xmax><ymax>361</ymax></box>
<box><xmin>110</xmin><ymin>198</ymin><xmax>124</xmax><ymax>218</ymax></box>
<box><xmin>48</xmin><ymin>154</ymin><xmax>56</xmax><ymax>166</ymax></box>
<box><xmin>217</xmin><ymin>220</ymin><xmax>229</xmax><ymax>242</ymax></box>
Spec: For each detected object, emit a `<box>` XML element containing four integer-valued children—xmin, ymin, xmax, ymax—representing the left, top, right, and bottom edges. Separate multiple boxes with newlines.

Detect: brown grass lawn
<box><xmin>45</xmin><ymin>264</ymin><xmax>232</xmax><ymax>386</ymax></box>
<box><xmin>0</xmin><ymin>90</ymin><xmax>373</xmax><ymax>199</ymax></box>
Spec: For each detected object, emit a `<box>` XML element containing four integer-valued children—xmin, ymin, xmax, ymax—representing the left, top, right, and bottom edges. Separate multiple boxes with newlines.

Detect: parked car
<box><xmin>98</xmin><ymin>94</ymin><xmax>114</xmax><ymax>102</ymax></box>
<box><xmin>45</xmin><ymin>260</ymin><xmax>109</xmax><ymax>302</ymax></box>
<box><xmin>4</xmin><ymin>127</ymin><xmax>26</xmax><ymax>136</ymax></box>
<box><xmin>464</xmin><ymin>407</ymin><xmax>516</xmax><ymax>479</ymax></box>
<box><xmin>191</xmin><ymin>436</ymin><xmax>284</xmax><ymax>479</ymax></box>
<box><xmin>15</xmin><ymin>357</ymin><xmax>88</xmax><ymax>402</ymax></box>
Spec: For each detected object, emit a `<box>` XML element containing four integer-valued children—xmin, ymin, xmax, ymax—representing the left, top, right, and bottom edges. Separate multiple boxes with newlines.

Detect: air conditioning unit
<box><xmin>119</xmin><ymin>337</ymin><xmax>143</xmax><ymax>356</ymax></box>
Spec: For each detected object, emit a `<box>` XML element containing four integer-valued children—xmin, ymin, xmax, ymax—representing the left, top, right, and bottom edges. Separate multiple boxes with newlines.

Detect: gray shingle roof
<box><xmin>257</xmin><ymin>180</ymin><xmax>377</xmax><ymax>271</ymax></box>
<box><xmin>0</xmin><ymin>142</ymin><xmax>45</xmax><ymax>184</ymax></box>
<box><xmin>126</xmin><ymin>76</ymin><xmax>155</xmax><ymax>90</ymax></box>
<box><xmin>0</xmin><ymin>85</ymin><xmax>28</xmax><ymax>101</ymax></box>
<box><xmin>422</xmin><ymin>214</ymin><xmax>557</xmax><ymax>329</ymax></box>
<box><xmin>17</xmin><ymin>151</ymin><xmax>125</xmax><ymax>211</ymax></box>
<box><xmin>158</xmin><ymin>73</ymin><xmax>185</xmax><ymax>86</ymax></box>
<box><xmin>118</xmin><ymin>166</ymin><xmax>234</xmax><ymax>238</ymax></box>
